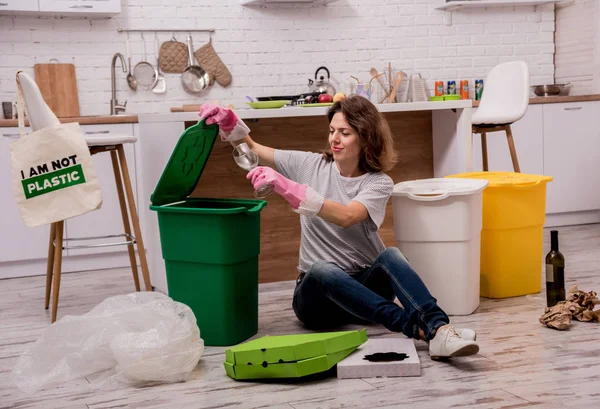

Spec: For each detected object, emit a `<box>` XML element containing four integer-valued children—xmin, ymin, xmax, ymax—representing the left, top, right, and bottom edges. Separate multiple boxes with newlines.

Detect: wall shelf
<box><xmin>435</xmin><ymin>0</ymin><xmax>559</xmax><ymax>11</ymax></box>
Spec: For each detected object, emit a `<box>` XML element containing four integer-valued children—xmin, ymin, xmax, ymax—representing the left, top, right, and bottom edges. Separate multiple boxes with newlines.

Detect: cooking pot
<box><xmin>531</xmin><ymin>83</ymin><xmax>571</xmax><ymax>97</ymax></box>
<box><xmin>308</xmin><ymin>66</ymin><xmax>336</xmax><ymax>96</ymax></box>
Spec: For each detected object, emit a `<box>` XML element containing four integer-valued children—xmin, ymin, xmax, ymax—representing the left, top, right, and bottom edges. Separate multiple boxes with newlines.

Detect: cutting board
<box><xmin>34</xmin><ymin>62</ymin><xmax>80</xmax><ymax>117</ymax></box>
<box><xmin>170</xmin><ymin>104</ymin><xmax>202</xmax><ymax>112</ymax></box>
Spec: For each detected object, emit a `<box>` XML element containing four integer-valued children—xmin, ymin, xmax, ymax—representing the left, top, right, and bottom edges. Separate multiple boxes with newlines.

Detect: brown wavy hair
<box><xmin>323</xmin><ymin>95</ymin><xmax>397</xmax><ymax>173</ymax></box>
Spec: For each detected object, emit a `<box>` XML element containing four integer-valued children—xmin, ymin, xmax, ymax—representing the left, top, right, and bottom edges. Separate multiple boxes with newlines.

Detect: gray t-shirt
<box><xmin>274</xmin><ymin>149</ymin><xmax>394</xmax><ymax>274</ymax></box>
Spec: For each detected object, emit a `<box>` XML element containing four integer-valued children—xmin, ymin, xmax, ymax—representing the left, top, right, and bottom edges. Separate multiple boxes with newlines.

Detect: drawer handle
<box><xmin>564</xmin><ymin>107</ymin><xmax>582</xmax><ymax>111</ymax></box>
<box><xmin>70</xmin><ymin>5</ymin><xmax>93</xmax><ymax>8</ymax></box>
<box><xmin>0</xmin><ymin>3</ymin><xmax>9</xmax><ymax>6</ymax></box>
<box><xmin>2</xmin><ymin>133</ymin><xmax>20</xmax><ymax>139</ymax></box>
<box><xmin>85</xmin><ymin>130</ymin><xmax>110</xmax><ymax>134</ymax></box>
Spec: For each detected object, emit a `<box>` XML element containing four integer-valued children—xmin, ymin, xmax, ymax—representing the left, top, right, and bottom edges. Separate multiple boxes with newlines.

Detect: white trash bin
<box><xmin>392</xmin><ymin>178</ymin><xmax>488</xmax><ymax>315</ymax></box>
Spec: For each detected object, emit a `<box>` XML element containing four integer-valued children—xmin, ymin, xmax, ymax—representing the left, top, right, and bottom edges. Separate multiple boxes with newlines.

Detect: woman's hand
<box><xmin>247</xmin><ymin>167</ymin><xmax>324</xmax><ymax>217</ymax></box>
<box><xmin>198</xmin><ymin>104</ymin><xmax>249</xmax><ymax>142</ymax></box>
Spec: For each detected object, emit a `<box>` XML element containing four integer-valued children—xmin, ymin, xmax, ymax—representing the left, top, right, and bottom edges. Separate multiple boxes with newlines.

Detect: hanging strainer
<box><xmin>133</xmin><ymin>33</ymin><xmax>158</xmax><ymax>90</ymax></box>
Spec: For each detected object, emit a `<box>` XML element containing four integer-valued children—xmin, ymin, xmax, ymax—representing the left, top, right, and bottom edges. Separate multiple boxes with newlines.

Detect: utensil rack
<box><xmin>117</xmin><ymin>28</ymin><xmax>215</xmax><ymax>33</ymax></box>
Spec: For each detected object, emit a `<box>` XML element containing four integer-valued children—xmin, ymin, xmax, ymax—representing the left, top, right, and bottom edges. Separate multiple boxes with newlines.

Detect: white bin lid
<box><xmin>392</xmin><ymin>178</ymin><xmax>488</xmax><ymax>202</ymax></box>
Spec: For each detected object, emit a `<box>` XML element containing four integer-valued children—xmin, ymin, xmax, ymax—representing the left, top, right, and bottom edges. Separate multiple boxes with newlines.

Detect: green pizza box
<box><xmin>225</xmin><ymin>329</ymin><xmax>368</xmax><ymax>365</ymax></box>
<box><xmin>224</xmin><ymin>345</ymin><xmax>358</xmax><ymax>380</ymax></box>
<box><xmin>224</xmin><ymin>329</ymin><xmax>368</xmax><ymax>380</ymax></box>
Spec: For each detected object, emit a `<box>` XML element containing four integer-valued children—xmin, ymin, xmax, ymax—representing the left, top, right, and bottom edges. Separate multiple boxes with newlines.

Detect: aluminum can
<box><xmin>435</xmin><ymin>81</ymin><xmax>444</xmax><ymax>96</ymax></box>
<box><xmin>460</xmin><ymin>80</ymin><xmax>469</xmax><ymax>99</ymax></box>
<box><xmin>475</xmin><ymin>79</ymin><xmax>484</xmax><ymax>100</ymax></box>
<box><xmin>447</xmin><ymin>80</ymin><xmax>456</xmax><ymax>95</ymax></box>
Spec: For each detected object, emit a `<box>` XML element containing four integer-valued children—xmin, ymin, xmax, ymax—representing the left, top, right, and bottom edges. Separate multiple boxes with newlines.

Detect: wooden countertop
<box><xmin>0</xmin><ymin>115</ymin><xmax>138</xmax><ymax>128</ymax></box>
<box><xmin>3</xmin><ymin>93</ymin><xmax>598</xmax><ymax>127</ymax></box>
<box><xmin>142</xmin><ymin>100</ymin><xmax>472</xmax><ymax>123</ymax></box>
<box><xmin>472</xmin><ymin>94</ymin><xmax>600</xmax><ymax>107</ymax></box>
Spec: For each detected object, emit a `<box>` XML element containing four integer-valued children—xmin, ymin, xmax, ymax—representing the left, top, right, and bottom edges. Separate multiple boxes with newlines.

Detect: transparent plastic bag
<box><xmin>12</xmin><ymin>292</ymin><xmax>204</xmax><ymax>393</ymax></box>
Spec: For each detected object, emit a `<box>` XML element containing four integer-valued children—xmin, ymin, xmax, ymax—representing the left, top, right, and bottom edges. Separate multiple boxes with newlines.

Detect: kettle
<box><xmin>308</xmin><ymin>66</ymin><xmax>336</xmax><ymax>96</ymax></box>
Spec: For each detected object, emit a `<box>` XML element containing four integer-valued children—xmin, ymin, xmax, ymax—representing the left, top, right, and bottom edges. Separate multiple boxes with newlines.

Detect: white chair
<box><xmin>472</xmin><ymin>60</ymin><xmax>530</xmax><ymax>173</ymax></box>
<box><xmin>16</xmin><ymin>71</ymin><xmax>152</xmax><ymax>323</ymax></box>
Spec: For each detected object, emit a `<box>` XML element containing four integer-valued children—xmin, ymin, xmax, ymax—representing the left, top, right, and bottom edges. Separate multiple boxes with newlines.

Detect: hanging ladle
<box><xmin>152</xmin><ymin>31</ymin><xmax>166</xmax><ymax>94</ymax></box>
<box><xmin>126</xmin><ymin>32</ymin><xmax>137</xmax><ymax>91</ymax></box>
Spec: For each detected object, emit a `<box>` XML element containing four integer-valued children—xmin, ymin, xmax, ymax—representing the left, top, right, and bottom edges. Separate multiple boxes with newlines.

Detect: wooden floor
<box><xmin>1</xmin><ymin>224</ymin><xmax>599</xmax><ymax>409</ymax></box>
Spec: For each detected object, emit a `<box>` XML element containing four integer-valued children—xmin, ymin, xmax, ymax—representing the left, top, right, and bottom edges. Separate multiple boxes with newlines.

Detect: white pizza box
<box><xmin>336</xmin><ymin>338</ymin><xmax>420</xmax><ymax>379</ymax></box>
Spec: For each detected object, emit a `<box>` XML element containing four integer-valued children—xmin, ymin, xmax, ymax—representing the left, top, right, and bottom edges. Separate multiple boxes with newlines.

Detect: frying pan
<box><xmin>257</xmin><ymin>92</ymin><xmax>323</xmax><ymax>102</ymax></box>
<box><xmin>181</xmin><ymin>35</ymin><xmax>212</xmax><ymax>94</ymax></box>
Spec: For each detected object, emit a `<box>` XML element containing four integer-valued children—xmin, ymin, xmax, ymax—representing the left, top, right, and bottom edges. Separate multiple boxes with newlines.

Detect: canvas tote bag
<box><xmin>10</xmin><ymin>72</ymin><xmax>102</xmax><ymax>228</ymax></box>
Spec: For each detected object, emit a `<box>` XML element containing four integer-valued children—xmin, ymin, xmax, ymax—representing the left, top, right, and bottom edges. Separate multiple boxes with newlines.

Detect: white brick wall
<box><xmin>0</xmin><ymin>0</ymin><xmax>555</xmax><ymax>116</ymax></box>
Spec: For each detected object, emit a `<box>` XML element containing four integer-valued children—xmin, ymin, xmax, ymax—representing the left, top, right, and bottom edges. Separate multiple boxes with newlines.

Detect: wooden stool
<box><xmin>472</xmin><ymin>124</ymin><xmax>521</xmax><ymax>172</ymax></box>
<box><xmin>16</xmin><ymin>71</ymin><xmax>151</xmax><ymax>323</ymax></box>
<box><xmin>46</xmin><ymin>143</ymin><xmax>152</xmax><ymax>323</ymax></box>
<box><xmin>471</xmin><ymin>60</ymin><xmax>530</xmax><ymax>173</ymax></box>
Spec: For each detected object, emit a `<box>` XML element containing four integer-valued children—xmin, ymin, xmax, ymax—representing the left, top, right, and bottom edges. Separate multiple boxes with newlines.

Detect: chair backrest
<box><xmin>16</xmin><ymin>71</ymin><xmax>60</xmax><ymax>132</ymax></box>
<box><xmin>472</xmin><ymin>60</ymin><xmax>530</xmax><ymax>125</ymax></box>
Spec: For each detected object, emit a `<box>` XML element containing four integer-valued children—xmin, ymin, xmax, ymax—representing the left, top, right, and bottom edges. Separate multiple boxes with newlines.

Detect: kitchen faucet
<box><xmin>110</xmin><ymin>53</ymin><xmax>128</xmax><ymax>115</ymax></box>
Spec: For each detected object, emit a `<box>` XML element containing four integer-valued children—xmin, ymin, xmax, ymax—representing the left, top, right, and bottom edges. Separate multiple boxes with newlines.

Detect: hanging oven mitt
<box><xmin>194</xmin><ymin>38</ymin><xmax>232</xmax><ymax>87</ymax></box>
<box><xmin>159</xmin><ymin>38</ymin><xmax>189</xmax><ymax>74</ymax></box>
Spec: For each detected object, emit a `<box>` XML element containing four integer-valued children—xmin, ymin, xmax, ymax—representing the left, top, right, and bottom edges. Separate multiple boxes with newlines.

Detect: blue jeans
<box><xmin>292</xmin><ymin>247</ymin><xmax>449</xmax><ymax>341</ymax></box>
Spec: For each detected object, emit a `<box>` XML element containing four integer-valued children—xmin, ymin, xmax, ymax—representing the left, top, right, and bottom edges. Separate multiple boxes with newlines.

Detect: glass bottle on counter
<box><xmin>545</xmin><ymin>230</ymin><xmax>565</xmax><ymax>307</ymax></box>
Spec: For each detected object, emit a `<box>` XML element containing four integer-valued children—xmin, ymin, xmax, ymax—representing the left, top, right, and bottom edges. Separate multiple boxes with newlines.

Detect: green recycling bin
<box><xmin>149</xmin><ymin>120</ymin><xmax>267</xmax><ymax>347</ymax></box>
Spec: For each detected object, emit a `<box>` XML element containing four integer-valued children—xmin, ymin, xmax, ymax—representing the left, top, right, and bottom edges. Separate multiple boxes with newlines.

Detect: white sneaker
<box><xmin>429</xmin><ymin>324</ymin><xmax>480</xmax><ymax>359</ymax></box>
<box><xmin>455</xmin><ymin>328</ymin><xmax>477</xmax><ymax>341</ymax></box>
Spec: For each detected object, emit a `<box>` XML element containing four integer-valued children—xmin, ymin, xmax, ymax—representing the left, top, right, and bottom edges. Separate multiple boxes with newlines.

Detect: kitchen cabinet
<box><xmin>0</xmin><ymin>127</ymin><xmax>51</xmax><ymax>263</ymax></box>
<box><xmin>543</xmin><ymin>101</ymin><xmax>600</xmax><ymax>214</ymax></box>
<box><xmin>436</xmin><ymin>0</ymin><xmax>559</xmax><ymax>11</ymax></box>
<box><xmin>471</xmin><ymin>100</ymin><xmax>600</xmax><ymax>227</ymax></box>
<box><xmin>64</xmin><ymin>123</ymin><xmax>138</xmax><ymax>256</ymax></box>
<box><xmin>39</xmin><ymin>0</ymin><xmax>120</xmax><ymax>16</ymax></box>
<box><xmin>136</xmin><ymin>121</ymin><xmax>186</xmax><ymax>294</ymax></box>
<box><xmin>471</xmin><ymin>104</ymin><xmax>544</xmax><ymax>175</ymax></box>
<box><xmin>0</xmin><ymin>0</ymin><xmax>38</xmax><ymax>13</ymax></box>
<box><xmin>0</xmin><ymin>0</ymin><xmax>120</xmax><ymax>17</ymax></box>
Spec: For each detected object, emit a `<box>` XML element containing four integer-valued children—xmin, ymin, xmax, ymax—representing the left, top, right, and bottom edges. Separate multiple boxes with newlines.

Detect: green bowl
<box><xmin>429</xmin><ymin>95</ymin><xmax>462</xmax><ymax>101</ymax></box>
<box><xmin>444</xmin><ymin>94</ymin><xmax>461</xmax><ymax>100</ymax></box>
<box><xmin>246</xmin><ymin>100</ymin><xmax>291</xmax><ymax>109</ymax></box>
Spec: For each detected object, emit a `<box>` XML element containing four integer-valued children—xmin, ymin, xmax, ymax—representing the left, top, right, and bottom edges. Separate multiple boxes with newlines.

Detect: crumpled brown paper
<box><xmin>568</xmin><ymin>285</ymin><xmax>600</xmax><ymax>321</ymax></box>
<box><xmin>539</xmin><ymin>302</ymin><xmax>575</xmax><ymax>330</ymax></box>
<box><xmin>539</xmin><ymin>285</ymin><xmax>600</xmax><ymax>330</ymax></box>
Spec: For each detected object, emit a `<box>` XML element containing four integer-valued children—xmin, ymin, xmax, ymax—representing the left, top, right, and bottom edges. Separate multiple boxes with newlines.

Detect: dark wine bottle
<box><xmin>546</xmin><ymin>230</ymin><xmax>565</xmax><ymax>307</ymax></box>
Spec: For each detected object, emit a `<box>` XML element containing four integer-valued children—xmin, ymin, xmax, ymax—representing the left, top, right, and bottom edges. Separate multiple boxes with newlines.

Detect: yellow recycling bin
<box><xmin>445</xmin><ymin>172</ymin><xmax>552</xmax><ymax>298</ymax></box>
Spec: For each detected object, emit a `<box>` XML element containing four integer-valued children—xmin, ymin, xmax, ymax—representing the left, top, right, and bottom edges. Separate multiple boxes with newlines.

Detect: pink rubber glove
<box><xmin>247</xmin><ymin>167</ymin><xmax>324</xmax><ymax>217</ymax></box>
<box><xmin>198</xmin><ymin>104</ymin><xmax>249</xmax><ymax>142</ymax></box>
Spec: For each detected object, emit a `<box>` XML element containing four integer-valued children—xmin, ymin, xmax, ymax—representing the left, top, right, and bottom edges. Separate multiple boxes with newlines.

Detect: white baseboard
<box><xmin>0</xmin><ymin>251</ymin><xmax>133</xmax><ymax>280</ymax></box>
<box><xmin>545</xmin><ymin>210</ymin><xmax>600</xmax><ymax>228</ymax></box>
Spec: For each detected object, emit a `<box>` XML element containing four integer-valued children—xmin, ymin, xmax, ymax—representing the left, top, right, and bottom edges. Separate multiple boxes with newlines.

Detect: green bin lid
<box><xmin>150</xmin><ymin>119</ymin><xmax>219</xmax><ymax>207</ymax></box>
